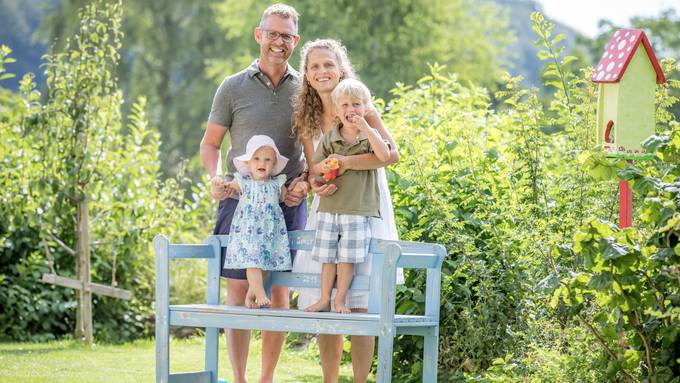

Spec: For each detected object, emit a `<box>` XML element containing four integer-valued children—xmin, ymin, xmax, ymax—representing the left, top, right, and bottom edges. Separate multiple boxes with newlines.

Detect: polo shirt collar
<box><xmin>328</xmin><ymin>124</ymin><xmax>368</xmax><ymax>143</ymax></box>
<box><xmin>247</xmin><ymin>60</ymin><xmax>296</xmax><ymax>80</ymax></box>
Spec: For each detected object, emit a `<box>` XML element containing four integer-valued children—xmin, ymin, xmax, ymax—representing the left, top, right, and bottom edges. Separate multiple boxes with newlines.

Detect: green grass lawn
<box><xmin>0</xmin><ymin>335</ymin><xmax>372</xmax><ymax>382</ymax></box>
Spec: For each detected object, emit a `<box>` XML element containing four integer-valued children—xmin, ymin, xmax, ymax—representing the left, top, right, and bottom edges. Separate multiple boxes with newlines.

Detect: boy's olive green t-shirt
<box><xmin>313</xmin><ymin>125</ymin><xmax>380</xmax><ymax>218</ymax></box>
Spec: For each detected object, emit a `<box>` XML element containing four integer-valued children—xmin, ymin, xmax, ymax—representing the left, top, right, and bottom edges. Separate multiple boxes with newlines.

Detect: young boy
<box><xmin>305</xmin><ymin>79</ymin><xmax>390</xmax><ymax>314</ymax></box>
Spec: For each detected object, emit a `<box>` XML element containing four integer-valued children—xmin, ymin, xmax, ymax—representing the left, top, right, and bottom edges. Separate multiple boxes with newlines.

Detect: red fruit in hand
<box><xmin>323</xmin><ymin>168</ymin><xmax>339</xmax><ymax>182</ymax></box>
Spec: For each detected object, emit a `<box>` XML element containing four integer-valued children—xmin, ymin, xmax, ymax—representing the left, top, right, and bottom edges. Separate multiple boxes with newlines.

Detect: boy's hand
<box><xmin>326</xmin><ymin>154</ymin><xmax>348</xmax><ymax>175</ymax></box>
<box><xmin>321</xmin><ymin>158</ymin><xmax>340</xmax><ymax>182</ymax></box>
<box><xmin>210</xmin><ymin>176</ymin><xmax>228</xmax><ymax>200</ymax></box>
<box><xmin>350</xmin><ymin>115</ymin><xmax>370</xmax><ymax>132</ymax></box>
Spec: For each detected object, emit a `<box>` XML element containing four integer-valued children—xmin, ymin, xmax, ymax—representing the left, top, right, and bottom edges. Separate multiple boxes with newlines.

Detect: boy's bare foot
<box><xmin>334</xmin><ymin>298</ymin><xmax>351</xmax><ymax>314</ymax></box>
<box><xmin>304</xmin><ymin>299</ymin><xmax>331</xmax><ymax>312</ymax></box>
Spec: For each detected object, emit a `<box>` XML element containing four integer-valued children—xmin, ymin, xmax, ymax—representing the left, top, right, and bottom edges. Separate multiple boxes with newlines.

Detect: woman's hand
<box><xmin>310</xmin><ymin>175</ymin><xmax>337</xmax><ymax>197</ymax></box>
<box><xmin>210</xmin><ymin>176</ymin><xmax>229</xmax><ymax>200</ymax></box>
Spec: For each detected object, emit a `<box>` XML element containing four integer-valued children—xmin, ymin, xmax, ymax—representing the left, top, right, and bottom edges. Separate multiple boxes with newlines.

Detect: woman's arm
<box><xmin>365</xmin><ymin>104</ymin><xmax>399</xmax><ymax>165</ymax></box>
<box><xmin>301</xmin><ymin>138</ymin><xmax>317</xmax><ymax>176</ymax></box>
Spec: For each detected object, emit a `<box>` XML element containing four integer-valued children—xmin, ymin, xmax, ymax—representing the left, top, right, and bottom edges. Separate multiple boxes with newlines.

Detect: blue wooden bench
<box><xmin>153</xmin><ymin>230</ymin><xmax>446</xmax><ymax>383</ymax></box>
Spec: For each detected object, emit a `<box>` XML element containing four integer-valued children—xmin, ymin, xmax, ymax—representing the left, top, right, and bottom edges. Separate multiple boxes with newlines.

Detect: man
<box><xmin>199</xmin><ymin>4</ymin><xmax>308</xmax><ymax>383</ymax></box>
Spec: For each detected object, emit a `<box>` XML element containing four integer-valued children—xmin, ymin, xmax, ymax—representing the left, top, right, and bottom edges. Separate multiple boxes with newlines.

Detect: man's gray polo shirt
<box><xmin>208</xmin><ymin>61</ymin><xmax>304</xmax><ymax>183</ymax></box>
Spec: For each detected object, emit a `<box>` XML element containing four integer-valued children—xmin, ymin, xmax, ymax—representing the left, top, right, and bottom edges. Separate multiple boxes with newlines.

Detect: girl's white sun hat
<box><xmin>233</xmin><ymin>135</ymin><xmax>289</xmax><ymax>176</ymax></box>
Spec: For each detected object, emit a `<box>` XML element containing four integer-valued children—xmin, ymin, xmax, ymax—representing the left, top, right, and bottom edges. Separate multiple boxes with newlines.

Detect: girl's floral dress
<box><xmin>223</xmin><ymin>173</ymin><xmax>291</xmax><ymax>270</ymax></box>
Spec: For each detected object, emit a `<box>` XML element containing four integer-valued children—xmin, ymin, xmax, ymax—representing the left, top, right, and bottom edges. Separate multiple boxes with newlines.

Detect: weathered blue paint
<box><xmin>154</xmin><ymin>230</ymin><xmax>445</xmax><ymax>383</ymax></box>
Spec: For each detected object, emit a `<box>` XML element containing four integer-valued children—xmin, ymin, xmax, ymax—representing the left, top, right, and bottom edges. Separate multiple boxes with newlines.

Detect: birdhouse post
<box><xmin>592</xmin><ymin>29</ymin><xmax>666</xmax><ymax>227</ymax></box>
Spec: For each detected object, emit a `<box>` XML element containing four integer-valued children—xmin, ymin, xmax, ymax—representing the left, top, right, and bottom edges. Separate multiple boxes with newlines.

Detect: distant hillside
<box><xmin>0</xmin><ymin>0</ymin><xmax>47</xmax><ymax>90</ymax></box>
<box><xmin>494</xmin><ymin>0</ymin><xmax>588</xmax><ymax>88</ymax></box>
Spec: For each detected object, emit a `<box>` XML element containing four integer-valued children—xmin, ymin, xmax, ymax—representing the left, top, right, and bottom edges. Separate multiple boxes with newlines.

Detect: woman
<box><xmin>291</xmin><ymin>39</ymin><xmax>401</xmax><ymax>383</ymax></box>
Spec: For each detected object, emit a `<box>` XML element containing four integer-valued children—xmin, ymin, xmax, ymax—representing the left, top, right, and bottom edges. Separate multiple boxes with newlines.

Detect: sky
<box><xmin>536</xmin><ymin>0</ymin><xmax>679</xmax><ymax>37</ymax></box>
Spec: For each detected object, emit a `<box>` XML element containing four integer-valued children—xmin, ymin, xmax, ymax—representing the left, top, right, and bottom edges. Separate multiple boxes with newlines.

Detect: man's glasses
<box><xmin>261</xmin><ymin>29</ymin><xmax>298</xmax><ymax>44</ymax></box>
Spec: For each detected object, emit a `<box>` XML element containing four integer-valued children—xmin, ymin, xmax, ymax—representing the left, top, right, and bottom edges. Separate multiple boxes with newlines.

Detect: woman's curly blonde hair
<box><xmin>292</xmin><ymin>39</ymin><xmax>356</xmax><ymax>140</ymax></box>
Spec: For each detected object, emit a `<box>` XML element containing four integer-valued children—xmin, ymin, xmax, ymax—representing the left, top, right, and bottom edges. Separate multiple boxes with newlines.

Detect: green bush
<box><xmin>383</xmin><ymin>13</ymin><xmax>618</xmax><ymax>381</ymax></box>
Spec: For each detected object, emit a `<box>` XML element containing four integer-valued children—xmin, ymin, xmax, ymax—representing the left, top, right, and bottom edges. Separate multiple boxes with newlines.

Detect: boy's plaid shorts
<box><xmin>312</xmin><ymin>212</ymin><xmax>370</xmax><ymax>264</ymax></box>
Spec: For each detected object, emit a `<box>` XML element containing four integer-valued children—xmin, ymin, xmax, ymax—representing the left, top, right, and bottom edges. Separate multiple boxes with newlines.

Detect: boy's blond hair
<box><xmin>331</xmin><ymin>79</ymin><xmax>371</xmax><ymax>107</ymax></box>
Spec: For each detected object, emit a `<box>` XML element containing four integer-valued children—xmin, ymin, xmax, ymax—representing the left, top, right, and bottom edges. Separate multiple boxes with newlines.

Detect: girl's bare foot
<box><xmin>304</xmin><ymin>298</ymin><xmax>331</xmax><ymax>312</ymax></box>
<box><xmin>245</xmin><ymin>288</ymin><xmax>259</xmax><ymax>308</ymax></box>
<box><xmin>255</xmin><ymin>291</ymin><xmax>271</xmax><ymax>308</ymax></box>
<box><xmin>334</xmin><ymin>298</ymin><xmax>351</xmax><ymax>314</ymax></box>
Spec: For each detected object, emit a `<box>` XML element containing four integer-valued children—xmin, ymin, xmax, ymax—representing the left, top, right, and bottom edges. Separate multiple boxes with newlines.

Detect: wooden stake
<box><xmin>77</xmin><ymin>200</ymin><xmax>93</xmax><ymax>343</ymax></box>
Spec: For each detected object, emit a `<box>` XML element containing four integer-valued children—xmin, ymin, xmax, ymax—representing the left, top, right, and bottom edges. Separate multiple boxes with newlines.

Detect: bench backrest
<box><xmin>154</xmin><ymin>230</ymin><xmax>446</xmax><ymax>315</ymax></box>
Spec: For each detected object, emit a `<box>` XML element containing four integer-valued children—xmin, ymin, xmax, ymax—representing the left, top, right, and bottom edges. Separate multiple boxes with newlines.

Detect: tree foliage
<box><xmin>0</xmin><ymin>1</ymin><xmax>213</xmax><ymax>342</ymax></box>
<box><xmin>211</xmin><ymin>0</ymin><xmax>513</xmax><ymax>99</ymax></box>
<box><xmin>39</xmin><ymin>0</ymin><xmax>230</xmax><ymax>176</ymax></box>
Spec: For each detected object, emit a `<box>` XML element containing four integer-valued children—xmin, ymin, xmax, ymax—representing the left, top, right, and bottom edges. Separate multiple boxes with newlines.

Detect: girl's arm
<box><xmin>280</xmin><ymin>185</ymin><xmax>288</xmax><ymax>202</ymax></box>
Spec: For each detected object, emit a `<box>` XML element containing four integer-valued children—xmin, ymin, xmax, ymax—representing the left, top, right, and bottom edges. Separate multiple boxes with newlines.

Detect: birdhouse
<box><xmin>592</xmin><ymin>29</ymin><xmax>666</xmax><ymax>159</ymax></box>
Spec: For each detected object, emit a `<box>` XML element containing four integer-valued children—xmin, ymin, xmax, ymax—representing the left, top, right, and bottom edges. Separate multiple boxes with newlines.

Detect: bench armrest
<box><xmin>375</xmin><ymin>243</ymin><xmax>447</xmax><ymax>320</ymax></box>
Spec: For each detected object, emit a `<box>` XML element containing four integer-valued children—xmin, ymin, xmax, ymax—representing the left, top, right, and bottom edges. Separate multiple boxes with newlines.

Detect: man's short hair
<box><xmin>260</xmin><ymin>3</ymin><xmax>299</xmax><ymax>33</ymax></box>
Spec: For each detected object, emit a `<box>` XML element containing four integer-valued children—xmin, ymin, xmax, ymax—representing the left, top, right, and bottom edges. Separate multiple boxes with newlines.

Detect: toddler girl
<box><xmin>221</xmin><ymin>135</ymin><xmax>291</xmax><ymax>308</ymax></box>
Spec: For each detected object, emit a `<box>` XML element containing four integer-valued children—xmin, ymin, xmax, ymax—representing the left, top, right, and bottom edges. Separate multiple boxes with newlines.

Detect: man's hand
<box><xmin>210</xmin><ymin>176</ymin><xmax>229</xmax><ymax>200</ymax></box>
<box><xmin>284</xmin><ymin>175</ymin><xmax>310</xmax><ymax>207</ymax></box>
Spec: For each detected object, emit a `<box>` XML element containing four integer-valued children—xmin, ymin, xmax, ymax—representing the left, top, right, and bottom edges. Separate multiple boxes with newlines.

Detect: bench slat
<box><xmin>170</xmin><ymin>309</ymin><xmax>383</xmax><ymax>336</ymax></box>
<box><xmin>395</xmin><ymin>253</ymin><xmax>441</xmax><ymax>269</ymax></box>
<box><xmin>270</xmin><ymin>272</ymin><xmax>370</xmax><ymax>290</ymax></box>
<box><xmin>216</xmin><ymin>231</ymin><xmax>445</xmax><ymax>257</ymax></box>
<box><xmin>168</xmin><ymin>371</ymin><xmax>211</xmax><ymax>383</ymax></box>
<box><xmin>215</xmin><ymin>231</ymin><xmax>317</xmax><ymax>251</ymax></box>
<box><xmin>369</xmin><ymin>239</ymin><xmax>443</xmax><ymax>255</ymax></box>
<box><xmin>172</xmin><ymin>304</ymin><xmax>378</xmax><ymax>321</ymax></box>
<box><xmin>168</xmin><ymin>244</ymin><xmax>214</xmax><ymax>259</ymax></box>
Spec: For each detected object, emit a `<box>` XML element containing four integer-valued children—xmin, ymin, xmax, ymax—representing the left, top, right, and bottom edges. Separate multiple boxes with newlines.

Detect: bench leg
<box><xmin>156</xmin><ymin>316</ymin><xmax>169</xmax><ymax>383</ymax></box>
<box><xmin>375</xmin><ymin>333</ymin><xmax>394</xmax><ymax>383</ymax></box>
<box><xmin>205</xmin><ymin>327</ymin><xmax>219</xmax><ymax>383</ymax></box>
<box><xmin>423</xmin><ymin>326</ymin><xmax>439</xmax><ymax>382</ymax></box>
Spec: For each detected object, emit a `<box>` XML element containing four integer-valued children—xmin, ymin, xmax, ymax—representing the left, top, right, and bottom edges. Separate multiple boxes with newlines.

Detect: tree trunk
<box><xmin>75</xmin><ymin>199</ymin><xmax>93</xmax><ymax>343</ymax></box>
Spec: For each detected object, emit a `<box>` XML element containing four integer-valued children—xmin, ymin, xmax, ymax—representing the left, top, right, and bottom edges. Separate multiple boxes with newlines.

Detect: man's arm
<box><xmin>201</xmin><ymin>122</ymin><xmax>229</xmax><ymax>200</ymax></box>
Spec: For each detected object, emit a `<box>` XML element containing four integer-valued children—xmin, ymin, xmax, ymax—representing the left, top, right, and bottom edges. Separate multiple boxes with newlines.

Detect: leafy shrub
<box><xmin>383</xmin><ymin>13</ymin><xmax>620</xmax><ymax>381</ymax></box>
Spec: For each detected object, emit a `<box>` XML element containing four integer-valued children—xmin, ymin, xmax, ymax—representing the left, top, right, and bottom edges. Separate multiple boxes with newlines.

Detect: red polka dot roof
<box><xmin>591</xmin><ymin>29</ymin><xmax>665</xmax><ymax>84</ymax></box>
